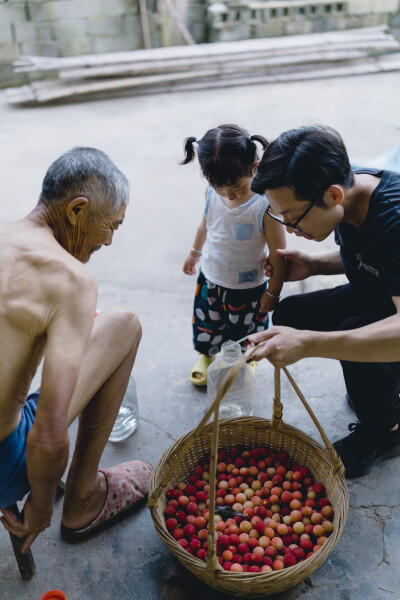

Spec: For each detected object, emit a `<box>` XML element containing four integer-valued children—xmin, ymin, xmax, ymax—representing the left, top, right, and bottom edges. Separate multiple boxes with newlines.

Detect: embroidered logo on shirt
<box><xmin>238</xmin><ymin>270</ymin><xmax>258</xmax><ymax>283</ymax></box>
<box><xmin>357</xmin><ymin>253</ymin><xmax>380</xmax><ymax>278</ymax></box>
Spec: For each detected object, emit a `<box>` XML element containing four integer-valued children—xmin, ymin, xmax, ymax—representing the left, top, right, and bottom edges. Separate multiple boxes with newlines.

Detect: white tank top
<box><xmin>201</xmin><ymin>186</ymin><xmax>268</xmax><ymax>289</ymax></box>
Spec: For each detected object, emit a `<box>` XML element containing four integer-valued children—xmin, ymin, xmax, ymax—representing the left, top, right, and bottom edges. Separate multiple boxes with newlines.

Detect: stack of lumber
<box><xmin>6</xmin><ymin>25</ymin><xmax>400</xmax><ymax>105</ymax></box>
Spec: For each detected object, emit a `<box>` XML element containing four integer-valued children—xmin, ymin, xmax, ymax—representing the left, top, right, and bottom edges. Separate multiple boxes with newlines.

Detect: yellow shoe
<box><xmin>249</xmin><ymin>360</ymin><xmax>258</xmax><ymax>374</ymax></box>
<box><xmin>190</xmin><ymin>354</ymin><xmax>212</xmax><ymax>386</ymax></box>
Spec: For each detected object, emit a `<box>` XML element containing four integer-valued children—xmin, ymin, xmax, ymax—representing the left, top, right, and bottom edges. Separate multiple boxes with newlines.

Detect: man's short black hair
<box><xmin>251</xmin><ymin>125</ymin><xmax>354</xmax><ymax>206</ymax></box>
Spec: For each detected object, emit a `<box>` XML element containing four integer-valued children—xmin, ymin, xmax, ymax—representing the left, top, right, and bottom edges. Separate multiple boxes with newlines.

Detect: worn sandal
<box><xmin>60</xmin><ymin>460</ymin><xmax>153</xmax><ymax>542</ymax></box>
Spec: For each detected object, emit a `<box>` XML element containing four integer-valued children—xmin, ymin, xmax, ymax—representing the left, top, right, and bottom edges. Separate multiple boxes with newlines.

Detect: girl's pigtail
<box><xmin>180</xmin><ymin>136</ymin><xmax>198</xmax><ymax>165</ymax></box>
<box><xmin>249</xmin><ymin>134</ymin><xmax>269</xmax><ymax>150</ymax></box>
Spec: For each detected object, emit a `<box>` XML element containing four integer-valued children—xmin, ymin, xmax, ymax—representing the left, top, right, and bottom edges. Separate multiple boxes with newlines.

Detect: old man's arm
<box><xmin>1</xmin><ymin>265</ymin><xmax>97</xmax><ymax>552</ymax></box>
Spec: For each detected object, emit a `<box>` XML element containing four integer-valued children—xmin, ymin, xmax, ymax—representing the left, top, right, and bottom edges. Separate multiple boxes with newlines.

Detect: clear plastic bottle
<box><xmin>207</xmin><ymin>341</ymin><xmax>254</xmax><ymax>418</ymax></box>
<box><xmin>108</xmin><ymin>375</ymin><xmax>139</xmax><ymax>442</ymax></box>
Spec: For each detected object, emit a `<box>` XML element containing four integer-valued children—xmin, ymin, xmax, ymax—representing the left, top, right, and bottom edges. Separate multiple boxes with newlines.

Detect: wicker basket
<box><xmin>148</xmin><ymin>348</ymin><xmax>349</xmax><ymax>597</ymax></box>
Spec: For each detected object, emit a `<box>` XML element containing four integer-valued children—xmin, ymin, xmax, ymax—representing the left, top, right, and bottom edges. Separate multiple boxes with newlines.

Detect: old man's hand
<box><xmin>0</xmin><ymin>494</ymin><xmax>52</xmax><ymax>554</ymax></box>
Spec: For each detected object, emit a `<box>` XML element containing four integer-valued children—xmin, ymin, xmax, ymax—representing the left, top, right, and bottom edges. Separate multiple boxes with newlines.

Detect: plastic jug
<box><xmin>207</xmin><ymin>341</ymin><xmax>254</xmax><ymax>418</ymax></box>
<box><xmin>108</xmin><ymin>374</ymin><xmax>139</xmax><ymax>442</ymax></box>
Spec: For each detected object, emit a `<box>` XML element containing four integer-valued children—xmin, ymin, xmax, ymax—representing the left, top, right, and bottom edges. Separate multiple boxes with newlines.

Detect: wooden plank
<box><xmin>56</xmin><ymin>39</ymin><xmax>399</xmax><ymax>79</ymax></box>
<box><xmin>13</xmin><ymin>25</ymin><xmax>392</xmax><ymax>72</ymax></box>
<box><xmin>56</xmin><ymin>50</ymin><xmax>378</xmax><ymax>84</ymax></box>
<box><xmin>7</xmin><ymin>52</ymin><xmax>400</xmax><ymax>105</ymax></box>
<box><xmin>138</xmin><ymin>0</ymin><xmax>152</xmax><ymax>50</ymax></box>
<box><xmin>164</xmin><ymin>0</ymin><xmax>195</xmax><ymax>45</ymax></box>
<box><xmin>244</xmin><ymin>0</ymin><xmax>350</xmax><ymax>8</ymax></box>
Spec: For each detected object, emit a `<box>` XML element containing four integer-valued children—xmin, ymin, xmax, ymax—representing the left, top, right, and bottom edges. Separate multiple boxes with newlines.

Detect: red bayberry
<box><xmin>166</xmin><ymin>518</ymin><xmax>178</xmax><ymax>530</ymax></box>
<box><xmin>284</xmin><ymin>553</ymin><xmax>297</xmax><ymax>567</ymax></box>
<box><xmin>312</xmin><ymin>482</ymin><xmax>325</xmax><ymax>495</ymax></box>
<box><xmin>237</xmin><ymin>543</ymin><xmax>249</xmax><ymax>555</ymax></box>
<box><xmin>183</xmin><ymin>524</ymin><xmax>196</xmax><ymax>537</ymax></box>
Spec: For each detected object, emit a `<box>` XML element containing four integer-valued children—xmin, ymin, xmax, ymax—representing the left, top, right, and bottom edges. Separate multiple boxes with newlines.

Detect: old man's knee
<box><xmin>106</xmin><ymin>306</ymin><xmax>142</xmax><ymax>349</ymax></box>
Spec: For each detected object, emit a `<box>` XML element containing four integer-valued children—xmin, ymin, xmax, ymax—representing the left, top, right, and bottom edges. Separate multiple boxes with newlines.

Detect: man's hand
<box><xmin>249</xmin><ymin>326</ymin><xmax>308</xmax><ymax>367</ymax></box>
<box><xmin>264</xmin><ymin>249</ymin><xmax>313</xmax><ymax>282</ymax></box>
<box><xmin>0</xmin><ymin>494</ymin><xmax>53</xmax><ymax>554</ymax></box>
<box><xmin>183</xmin><ymin>252</ymin><xmax>201</xmax><ymax>275</ymax></box>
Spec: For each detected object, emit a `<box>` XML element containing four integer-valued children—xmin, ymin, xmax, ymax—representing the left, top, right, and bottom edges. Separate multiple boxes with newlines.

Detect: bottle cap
<box><xmin>40</xmin><ymin>591</ymin><xmax>67</xmax><ymax>600</ymax></box>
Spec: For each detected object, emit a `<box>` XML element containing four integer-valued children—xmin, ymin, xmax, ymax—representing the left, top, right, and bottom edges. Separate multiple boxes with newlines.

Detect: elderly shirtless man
<box><xmin>0</xmin><ymin>147</ymin><xmax>152</xmax><ymax>553</ymax></box>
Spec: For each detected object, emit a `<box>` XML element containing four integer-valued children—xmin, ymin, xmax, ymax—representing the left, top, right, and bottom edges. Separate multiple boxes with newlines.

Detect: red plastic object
<box><xmin>40</xmin><ymin>591</ymin><xmax>67</xmax><ymax>600</ymax></box>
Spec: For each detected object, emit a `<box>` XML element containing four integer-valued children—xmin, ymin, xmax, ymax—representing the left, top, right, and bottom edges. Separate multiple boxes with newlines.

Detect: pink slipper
<box><xmin>61</xmin><ymin>460</ymin><xmax>153</xmax><ymax>542</ymax></box>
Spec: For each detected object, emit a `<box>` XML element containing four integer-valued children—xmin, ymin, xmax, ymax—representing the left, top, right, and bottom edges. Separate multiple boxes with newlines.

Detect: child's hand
<box><xmin>259</xmin><ymin>290</ymin><xmax>279</xmax><ymax>314</ymax></box>
<box><xmin>183</xmin><ymin>253</ymin><xmax>201</xmax><ymax>275</ymax></box>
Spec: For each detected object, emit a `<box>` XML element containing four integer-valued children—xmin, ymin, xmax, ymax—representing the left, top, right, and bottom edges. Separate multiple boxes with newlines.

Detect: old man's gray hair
<box><xmin>39</xmin><ymin>147</ymin><xmax>130</xmax><ymax>216</ymax></box>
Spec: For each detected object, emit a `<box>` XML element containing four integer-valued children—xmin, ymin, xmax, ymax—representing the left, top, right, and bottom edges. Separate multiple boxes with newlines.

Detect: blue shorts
<box><xmin>0</xmin><ymin>390</ymin><xmax>39</xmax><ymax>508</ymax></box>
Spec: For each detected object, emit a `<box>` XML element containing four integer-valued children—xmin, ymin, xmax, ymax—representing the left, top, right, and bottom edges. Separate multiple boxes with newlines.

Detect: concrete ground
<box><xmin>0</xmin><ymin>71</ymin><xmax>400</xmax><ymax>600</ymax></box>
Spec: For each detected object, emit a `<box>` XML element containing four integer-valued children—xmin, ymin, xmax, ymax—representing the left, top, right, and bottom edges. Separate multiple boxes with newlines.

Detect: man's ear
<box><xmin>253</xmin><ymin>161</ymin><xmax>259</xmax><ymax>175</ymax></box>
<box><xmin>66</xmin><ymin>197</ymin><xmax>89</xmax><ymax>225</ymax></box>
<box><xmin>325</xmin><ymin>185</ymin><xmax>344</xmax><ymax>206</ymax></box>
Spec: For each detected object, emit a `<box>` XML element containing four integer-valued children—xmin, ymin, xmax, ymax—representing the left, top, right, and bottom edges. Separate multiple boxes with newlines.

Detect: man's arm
<box><xmin>309</xmin><ymin>250</ymin><xmax>344</xmax><ymax>276</ymax></box>
<box><xmin>265</xmin><ymin>249</ymin><xmax>344</xmax><ymax>281</ymax></box>
<box><xmin>305</xmin><ymin>296</ymin><xmax>400</xmax><ymax>362</ymax></box>
<box><xmin>250</xmin><ymin>296</ymin><xmax>400</xmax><ymax>366</ymax></box>
<box><xmin>1</xmin><ymin>266</ymin><xmax>97</xmax><ymax>552</ymax></box>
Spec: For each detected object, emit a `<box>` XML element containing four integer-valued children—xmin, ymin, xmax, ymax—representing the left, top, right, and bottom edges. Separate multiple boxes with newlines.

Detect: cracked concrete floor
<box><xmin>1</xmin><ymin>71</ymin><xmax>400</xmax><ymax>600</ymax></box>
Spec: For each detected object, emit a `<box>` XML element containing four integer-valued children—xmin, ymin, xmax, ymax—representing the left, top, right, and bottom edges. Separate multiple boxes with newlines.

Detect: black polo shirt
<box><xmin>335</xmin><ymin>168</ymin><xmax>400</xmax><ymax>298</ymax></box>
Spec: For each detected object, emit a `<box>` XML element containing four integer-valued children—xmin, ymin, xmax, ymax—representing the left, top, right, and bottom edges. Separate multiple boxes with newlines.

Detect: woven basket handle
<box><xmin>204</xmin><ymin>345</ymin><xmax>260</xmax><ymax>572</ymax></box>
<box><xmin>147</xmin><ymin>346</ymin><xmax>259</xmax><ymax>572</ymax></box>
<box><xmin>280</xmin><ymin>366</ymin><xmax>345</xmax><ymax>478</ymax></box>
<box><xmin>147</xmin><ymin>347</ymin><xmax>259</xmax><ymax>508</ymax></box>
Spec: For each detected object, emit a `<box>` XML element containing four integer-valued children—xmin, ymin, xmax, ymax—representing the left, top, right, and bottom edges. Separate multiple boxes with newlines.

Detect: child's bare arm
<box><xmin>183</xmin><ymin>215</ymin><xmax>207</xmax><ymax>275</ymax></box>
<box><xmin>260</xmin><ymin>213</ymin><xmax>287</xmax><ymax>312</ymax></box>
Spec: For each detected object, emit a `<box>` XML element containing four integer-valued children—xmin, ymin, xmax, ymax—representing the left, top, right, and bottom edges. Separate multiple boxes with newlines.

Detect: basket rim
<box><xmin>149</xmin><ymin>415</ymin><xmax>340</xmax><ymax>496</ymax></box>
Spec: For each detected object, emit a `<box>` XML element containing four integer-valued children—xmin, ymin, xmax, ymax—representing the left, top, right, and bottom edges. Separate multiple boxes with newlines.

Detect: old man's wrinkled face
<box><xmin>81</xmin><ymin>205</ymin><xmax>126</xmax><ymax>263</ymax></box>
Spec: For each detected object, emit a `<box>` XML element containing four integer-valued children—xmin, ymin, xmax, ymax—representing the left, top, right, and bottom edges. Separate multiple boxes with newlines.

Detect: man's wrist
<box><xmin>302</xmin><ymin>329</ymin><xmax>339</xmax><ymax>359</ymax></box>
<box><xmin>190</xmin><ymin>247</ymin><xmax>202</xmax><ymax>256</ymax></box>
<box><xmin>311</xmin><ymin>252</ymin><xmax>343</xmax><ymax>276</ymax></box>
<box><xmin>308</xmin><ymin>257</ymin><xmax>319</xmax><ymax>276</ymax></box>
<box><xmin>301</xmin><ymin>330</ymin><xmax>319</xmax><ymax>358</ymax></box>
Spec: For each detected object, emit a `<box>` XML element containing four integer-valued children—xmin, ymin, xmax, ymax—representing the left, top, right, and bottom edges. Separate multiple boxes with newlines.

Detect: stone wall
<box><xmin>0</xmin><ymin>0</ymin><xmax>399</xmax><ymax>89</ymax></box>
<box><xmin>0</xmin><ymin>0</ymin><xmax>161</xmax><ymax>87</ymax></box>
<box><xmin>206</xmin><ymin>0</ymin><xmax>400</xmax><ymax>42</ymax></box>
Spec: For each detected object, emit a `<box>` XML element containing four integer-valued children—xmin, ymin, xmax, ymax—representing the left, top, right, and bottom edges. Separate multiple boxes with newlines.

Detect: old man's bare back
<box><xmin>0</xmin><ymin>218</ymin><xmax>97</xmax><ymax>442</ymax></box>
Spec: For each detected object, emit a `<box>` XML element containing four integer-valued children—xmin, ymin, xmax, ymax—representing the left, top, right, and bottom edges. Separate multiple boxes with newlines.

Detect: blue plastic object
<box><xmin>351</xmin><ymin>141</ymin><xmax>400</xmax><ymax>173</ymax></box>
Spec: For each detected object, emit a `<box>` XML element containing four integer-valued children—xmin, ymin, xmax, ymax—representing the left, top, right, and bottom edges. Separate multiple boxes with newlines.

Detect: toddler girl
<box><xmin>182</xmin><ymin>124</ymin><xmax>286</xmax><ymax>385</ymax></box>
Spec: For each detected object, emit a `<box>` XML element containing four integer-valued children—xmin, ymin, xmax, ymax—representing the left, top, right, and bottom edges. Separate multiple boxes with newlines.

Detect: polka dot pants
<box><xmin>193</xmin><ymin>270</ymin><xmax>269</xmax><ymax>356</ymax></box>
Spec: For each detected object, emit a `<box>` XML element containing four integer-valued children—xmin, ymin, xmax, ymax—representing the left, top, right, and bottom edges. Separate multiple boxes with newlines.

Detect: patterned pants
<box><xmin>193</xmin><ymin>270</ymin><xmax>269</xmax><ymax>356</ymax></box>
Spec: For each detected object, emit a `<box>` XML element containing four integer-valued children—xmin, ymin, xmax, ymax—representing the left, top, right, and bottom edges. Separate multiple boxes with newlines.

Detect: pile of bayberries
<box><xmin>164</xmin><ymin>446</ymin><xmax>334</xmax><ymax>572</ymax></box>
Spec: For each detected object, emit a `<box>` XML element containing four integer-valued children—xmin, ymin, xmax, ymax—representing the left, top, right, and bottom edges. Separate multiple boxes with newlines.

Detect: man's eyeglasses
<box><xmin>266</xmin><ymin>198</ymin><xmax>318</xmax><ymax>233</ymax></box>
